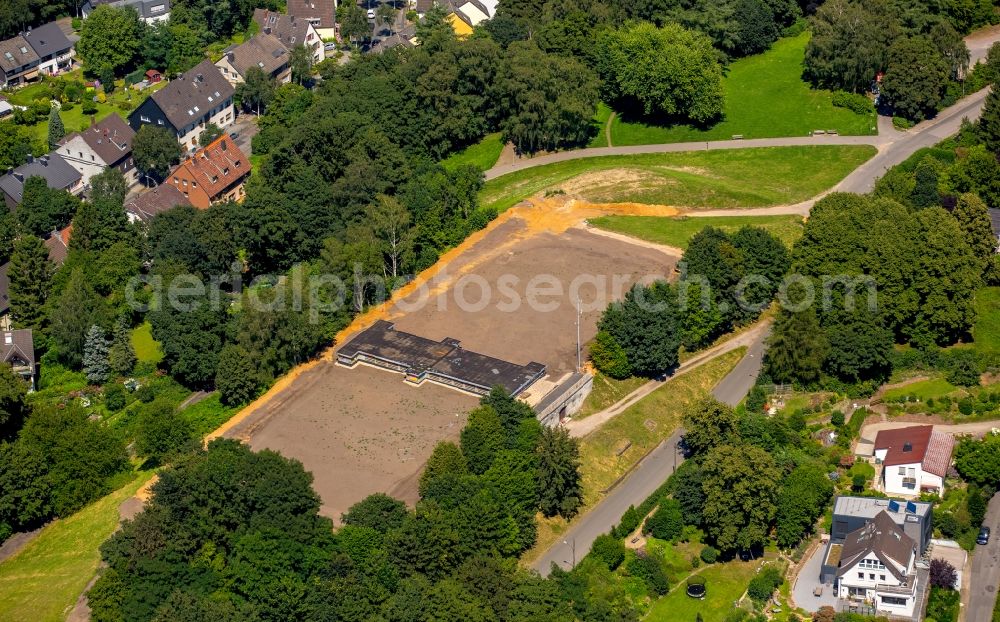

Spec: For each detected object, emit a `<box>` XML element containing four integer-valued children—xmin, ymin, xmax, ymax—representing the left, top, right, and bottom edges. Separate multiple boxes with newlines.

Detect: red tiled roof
<box><xmin>922</xmin><ymin>431</ymin><xmax>955</xmax><ymax>477</ymax></box>
<box><xmin>43</xmin><ymin>224</ymin><xmax>72</xmax><ymax>265</ymax></box>
<box><xmin>171</xmin><ymin>135</ymin><xmax>249</xmax><ymax>201</ymax></box>
<box><xmin>875</xmin><ymin>425</ymin><xmax>933</xmax><ymax>467</ymax></box>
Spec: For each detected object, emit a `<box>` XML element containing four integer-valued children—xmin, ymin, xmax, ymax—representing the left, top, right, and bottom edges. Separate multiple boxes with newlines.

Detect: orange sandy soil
<box><xmin>207</xmin><ymin>197</ymin><xmax>683</xmax><ymax>520</ymax></box>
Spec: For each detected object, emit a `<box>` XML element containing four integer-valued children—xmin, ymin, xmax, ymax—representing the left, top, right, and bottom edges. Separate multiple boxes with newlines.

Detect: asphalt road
<box><xmin>966</xmin><ymin>493</ymin><xmax>1000</xmax><ymax>622</ymax></box>
<box><xmin>531</xmin><ymin>328</ymin><xmax>768</xmax><ymax>576</ymax></box>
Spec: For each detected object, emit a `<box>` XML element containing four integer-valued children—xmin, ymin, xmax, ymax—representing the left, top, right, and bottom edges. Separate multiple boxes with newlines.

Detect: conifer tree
<box><xmin>83</xmin><ymin>325</ymin><xmax>110</xmax><ymax>384</ymax></box>
<box><xmin>8</xmin><ymin>235</ymin><xmax>52</xmax><ymax>331</ymax></box>
<box><xmin>108</xmin><ymin>315</ymin><xmax>136</xmax><ymax>377</ymax></box>
<box><xmin>47</xmin><ymin>106</ymin><xmax>65</xmax><ymax>150</ymax></box>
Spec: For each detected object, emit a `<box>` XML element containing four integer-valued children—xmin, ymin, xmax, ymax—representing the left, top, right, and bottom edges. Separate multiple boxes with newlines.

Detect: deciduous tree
<box><xmin>133</xmin><ymin>125</ymin><xmax>182</xmax><ymax>182</ymax></box>
<box><xmin>536</xmin><ymin>426</ymin><xmax>582</xmax><ymax>518</ymax></box>
<box><xmin>701</xmin><ymin>444</ymin><xmax>780</xmax><ymax>551</ymax></box>
<box><xmin>77</xmin><ymin>5</ymin><xmax>142</xmax><ymax>76</ymax></box>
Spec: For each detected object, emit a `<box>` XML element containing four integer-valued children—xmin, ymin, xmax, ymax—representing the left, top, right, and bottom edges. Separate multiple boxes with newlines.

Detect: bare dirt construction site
<box><xmin>220</xmin><ymin>196</ymin><xmax>682</xmax><ymax>521</ymax></box>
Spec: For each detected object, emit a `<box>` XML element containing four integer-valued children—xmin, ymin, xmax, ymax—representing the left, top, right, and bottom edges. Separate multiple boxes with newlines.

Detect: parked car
<box><xmin>366</xmin><ymin>8</ymin><xmax>376</xmax><ymax>19</ymax></box>
<box><xmin>977</xmin><ymin>526</ymin><xmax>991</xmax><ymax>545</ymax></box>
<box><xmin>324</xmin><ymin>42</ymin><xmax>337</xmax><ymax>51</ymax></box>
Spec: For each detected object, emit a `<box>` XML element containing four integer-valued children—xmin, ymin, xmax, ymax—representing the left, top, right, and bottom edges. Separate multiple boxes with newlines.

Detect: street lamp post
<box><xmin>563</xmin><ymin>538</ymin><xmax>576</xmax><ymax>567</ymax></box>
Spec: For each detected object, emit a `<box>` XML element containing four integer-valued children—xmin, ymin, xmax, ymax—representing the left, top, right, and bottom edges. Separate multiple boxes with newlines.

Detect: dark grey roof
<box><xmin>0</xmin><ymin>35</ymin><xmax>39</xmax><ymax>73</ymax></box>
<box><xmin>148</xmin><ymin>59</ymin><xmax>234</xmax><ymax>129</ymax></box>
<box><xmin>253</xmin><ymin>9</ymin><xmax>314</xmax><ymax>49</ymax></box>
<box><xmin>988</xmin><ymin>208</ymin><xmax>1000</xmax><ymax>239</ymax></box>
<box><xmin>0</xmin><ymin>154</ymin><xmax>81</xmax><ymax>204</ymax></box>
<box><xmin>22</xmin><ymin>22</ymin><xmax>73</xmax><ymax>58</ymax></box>
<box><xmin>0</xmin><ymin>329</ymin><xmax>35</xmax><ymax>371</ymax></box>
<box><xmin>222</xmin><ymin>34</ymin><xmax>289</xmax><ymax>78</ymax></box>
<box><xmin>337</xmin><ymin>320</ymin><xmax>546</xmax><ymax>395</ymax></box>
<box><xmin>125</xmin><ymin>184</ymin><xmax>190</xmax><ymax>223</ymax></box>
<box><xmin>836</xmin><ymin>511</ymin><xmax>915</xmax><ymax>581</ymax></box>
<box><xmin>0</xmin><ymin>263</ymin><xmax>9</xmax><ymax>315</ymax></box>
<box><xmin>62</xmin><ymin>114</ymin><xmax>135</xmax><ymax>166</ymax></box>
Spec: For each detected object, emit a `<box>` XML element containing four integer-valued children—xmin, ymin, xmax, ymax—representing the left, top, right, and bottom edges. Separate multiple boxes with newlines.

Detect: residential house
<box><xmin>286</xmin><ymin>0</ymin><xmax>338</xmax><ymax>40</ymax></box>
<box><xmin>124</xmin><ymin>183</ymin><xmax>190</xmax><ymax>224</ymax></box>
<box><xmin>825</xmin><ymin>496</ymin><xmax>933</xmax><ymax>558</ymax></box>
<box><xmin>831</xmin><ymin>511</ymin><xmax>922</xmax><ymax>618</ymax></box>
<box><xmin>127</xmin><ymin>60</ymin><xmax>235</xmax><ymax>151</ymax></box>
<box><xmin>253</xmin><ymin>9</ymin><xmax>324</xmax><ymax>64</ymax></box>
<box><xmin>57</xmin><ymin>114</ymin><xmax>138</xmax><ymax>187</ymax></box>
<box><xmin>0</xmin><ymin>96</ymin><xmax>12</xmax><ymax>119</ymax></box>
<box><xmin>21</xmin><ymin>22</ymin><xmax>75</xmax><ymax>76</ymax></box>
<box><xmin>0</xmin><ymin>154</ymin><xmax>84</xmax><ymax>209</ymax></box>
<box><xmin>165</xmin><ymin>135</ymin><xmax>250</xmax><ymax>209</ymax></box>
<box><xmin>82</xmin><ymin>0</ymin><xmax>171</xmax><ymax>23</ymax></box>
<box><xmin>0</xmin><ymin>35</ymin><xmax>40</xmax><ymax>88</ymax></box>
<box><xmin>874</xmin><ymin>425</ymin><xmax>955</xmax><ymax>496</ymax></box>
<box><xmin>0</xmin><ymin>329</ymin><xmax>36</xmax><ymax>388</ymax></box>
<box><xmin>215</xmin><ymin>34</ymin><xmax>291</xmax><ymax>86</ymax></box>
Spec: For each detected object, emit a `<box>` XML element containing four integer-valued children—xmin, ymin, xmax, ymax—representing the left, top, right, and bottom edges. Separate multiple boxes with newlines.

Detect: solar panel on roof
<box><xmin>906</xmin><ymin>501</ymin><xmax>917</xmax><ymax>514</ymax></box>
<box><xmin>888</xmin><ymin>500</ymin><xmax>900</xmax><ymax>512</ymax></box>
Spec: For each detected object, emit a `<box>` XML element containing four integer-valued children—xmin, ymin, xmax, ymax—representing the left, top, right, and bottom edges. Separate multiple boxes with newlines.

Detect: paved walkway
<box><xmin>533</xmin><ymin>327</ymin><xmax>769</xmax><ymax>575</ymax></box>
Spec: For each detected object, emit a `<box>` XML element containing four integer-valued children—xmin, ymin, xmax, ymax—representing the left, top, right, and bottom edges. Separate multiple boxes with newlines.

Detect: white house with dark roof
<box><xmin>253</xmin><ymin>9</ymin><xmax>324</xmax><ymax>64</ymax></box>
<box><xmin>21</xmin><ymin>22</ymin><xmax>75</xmax><ymax>76</ymax></box>
<box><xmin>127</xmin><ymin>60</ymin><xmax>235</xmax><ymax>151</ymax></box>
<box><xmin>57</xmin><ymin>114</ymin><xmax>138</xmax><ymax>187</ymax></box>
<box><xmin>0</xmin><ymin>35</ymin><xmax>40</xmax><ymax>87</ymax></box>
<box><xmin>286</xmin><ymin>0</ymin><xmax>338</xmax><ymax>40</ymax></box>
<box><xmin>0</xmin><ymin>329</ymin><xmax>36</xmax><ymax>388</ymax></box>
<box><xmin>833</xmin><ymin>511</ymin><xmax>921</xmax><ymax>618</ymax></box>
<box><xmin>215</xmin><ymin>34</ymin><xmax>291</xmax><ymax>86</ymax></box>
<box><xmin>82</xmin><ymin>0</ymin><xmax>170</xmax><ymax>23</ymax></box>
<box><xmin>874</xmin><ymin>425</ymin><xmax>955</xmax><ymax>496</ymax></box>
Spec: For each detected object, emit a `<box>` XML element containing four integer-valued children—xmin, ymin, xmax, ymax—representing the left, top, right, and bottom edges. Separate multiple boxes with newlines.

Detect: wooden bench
<box><xmin>731</xmin><ymin>134</ymin><xmax>744</xmax><ymax>140</ymax></box>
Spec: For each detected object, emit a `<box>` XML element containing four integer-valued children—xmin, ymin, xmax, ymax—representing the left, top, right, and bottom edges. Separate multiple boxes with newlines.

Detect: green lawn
<box><xmin>480</xmin><ymin>145</ymin><xmax>875</xmax><ymax>213</ymax></box>
<box><xmin>575</xmin><ymin>372</ymin><xmax>647</xmax><ymax>419</ymax></box>
<box><xmin>589</xmin><ymin>102</ymin><xmax>613</xmax><ymax>148</ymax></box>
<box><xmin>883</xmin><ymin>378</ymin><xmax>960</xmax><ymax>402</ymax></box>
<box><xmin>973</xmin><ymin>287</ymin><xmax>1000</xmax><ymax>355</ymax></box>
<box><xmin>644</xmin><ymin>559</ymin><xmax>761</xmax><ymax>621</ymax></box>
<box><xmin>441</xmin><ymin>132</ymin><xmax>505</xmax><ymax>171</ymax></box>
<box><xmin>579</xmin><ymin>349</ymin><xmax>744</xmax><ymax>505</ymax></box>
<box><xmin>609</xmin><ymin>32</ymin><xmax>876</xmax><ymax>146</ymax></box>
<box><xmin>131</xmin><ymin>321</ymin><xmax>163</xmax><ymax>365</ymax></box>
<box><xmin>180</xmin><ymin>392</ymin><xmax>238</xmax><ymax>436</ymax></box>
<box><xmin>0</xmin><ymin>472</ymin><xmax>153</xmax><ymax>622</ymax></box>
<box><xmin>588</xmin><ymin>214</ymin><xmax>804</xmax><ymax>250</ymax></box>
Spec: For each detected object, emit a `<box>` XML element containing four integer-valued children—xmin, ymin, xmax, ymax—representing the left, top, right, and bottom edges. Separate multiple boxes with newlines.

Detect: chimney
<box><xmin>196</xmin><ymin>73</ymin><xmax>203</xmax><ymax>83</ymax></box>
<box><xmin>264</xmin><ymin>26</ymin><xmax>272</xmax><ymax>35</ymax></box>
<box><xmin>90</xmin><ymin>115</ymin><xmax>96</xmax><ymax>127</ymax></box>
<box><xmin>13</xmin><ymin>172</ymin><xmax>23</xmax><ymax>182</ymax></box>
<box><xmin>220</xmin><ymin>139</ymin><xmax>227</xmax><ymax>151</ymax></box>
<box><xmin>902</xmin><ymin>442</ymin><xmax>912</xmax><ymax>452</ymax></box>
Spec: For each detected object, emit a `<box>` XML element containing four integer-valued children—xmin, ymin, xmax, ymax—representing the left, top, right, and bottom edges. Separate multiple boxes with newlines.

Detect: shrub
<box><xmin>135</xmin><ymin>384</ymin><xmax>155</xmax><ymax>403</ymax></box>
<box><xmin>893</xmin><ymin>116</ymin><xmax>914</xmax><ymax>130</ymax></box>
<box><xmin>830</xmin><ymin>410</ymin><xmax>845</xmax><ymax>427</ymax></box>
<box><xmin>926</xmin><ymin>586</ymin><xmax>960</xmax><ymax>622</ymax></box>
<box><xmin>700</xmin><ymin>545</ymin><xmax>719</xmax><ymax>564</ymax></box>
<box><xmin>103</xmin><ymin>383</ymin><xmax>127</xmax><ymax>411</ymax></box>
<box><xmin>747</xmin><ymin>565</ymin><xmax>783</xmax><ymax>602</ymax></box>
<box><xmin>929</xmin><ymin>558</ymin><xmax>957</xmax><ymax>589</ymax></box>
<box><xmin>590</xmin><ymin>331</ymin><xmax>631</xmax><ymax>379</ymax></box>
<box><xmin>615</xmin><ymin>505</ymin><xmax>641</xmax><ymax>538</ymax></box>
<box><xmin>958</xmin><ymin>398</ymin><xmax>974</xmax><ymax>416</ymax></box>
<box><xmin>591</xmin><ymin>534</ymin><xmax>626</xmax><ymax>570</ymax></box>
<box><xmin>626</xmin><ymin>554</ymin><xmax>669</xmax><ymax>595</ymax></box>
<box><xmin>851</xmin><ymin>473</ymin><xmax>865</xmax><ymax>492</ymax></box>
<box><xmin>643</xmin><ymin>499</ymin><xmax>683</xmax><ymax>541</ymax></box>
<box><xmin>832</xmin><ymin>91</ymin><xmax>874</xmax><ymax>115</ymax></box>
<box><xmin>81</xmin><ymin>100</ymin><xmax>98</xmax><ymax>115</ymax></box>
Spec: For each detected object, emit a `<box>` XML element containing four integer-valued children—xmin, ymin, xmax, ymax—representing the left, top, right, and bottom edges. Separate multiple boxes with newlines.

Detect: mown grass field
<box><xmin>441</xmin><ymin>132</ymin><xmax>505</xmax><ymax>171</ymax></box>
<box><xmin>609</xmin><ymin>33</ymin><xmax>875</xmax><ymax>146</ymax></box>
<box><xmin>588</xmin><ymin>214</ymin><xmax>805</xmax><ymax>250</ymax></box>
<box><xmin>883</xmin><ymin>378</ymin><xmax>960</xmax><ymax>402</ymax></box>
<box><xmin>644</xmin><ymin>558</ymin><xmax>764</xmax><ymax>621</ymax></box>
<box><xmin>0</xmin><ymin>472</ymin><xmax>154</xmax><ymax>622</ymax></box>
<box><xmin>480</xmin><ymin>145</ymin><xmax>875</xmax><ymax>213</ymax></box>
<box><xmin>575</xmin><ymin>373</ymin><xmax>647</xmax><ymax>419</ymax></box>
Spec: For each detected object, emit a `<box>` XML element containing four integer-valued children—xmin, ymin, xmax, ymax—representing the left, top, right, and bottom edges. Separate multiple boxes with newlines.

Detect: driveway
<box><xmin>229</xmin><ymin>114</ymin><xmax>260</xmax><ymax>156</ymax></box>
<box><xmin>965</xmin><ymin>493</ymin><xmax>1000</xmax><ymax>622</ymax></box>
<box><xmin>792</xmin><ymin>544</ymin><xmax>839</xmax><ymax>612</ymax></box>
<box><xmin>532</xmin><ymin>328</ymin><xmax>769</xmax><ymax>575</ymax></box>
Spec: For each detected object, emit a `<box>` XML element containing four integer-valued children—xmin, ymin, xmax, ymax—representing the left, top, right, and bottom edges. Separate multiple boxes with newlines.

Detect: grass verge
<box><xmin>973</xmin><ymin>287</ymin><xmax>1000</xmax><ymax>356</ymax></box>
<box><xmin>609</xmin><ymin>32</ymin><xmax>875</xmax><ymax>146</ymax></box>
<box><xmin>588</xmin><ymin>214</ymin><xmax>805</xmax><ymax>250</ymax></box>
<box><xmin>0</xmin><ymin>472</ymin><xmax>154</xmax><ymax>622</ymax></box>
<box><xmin>575</xmin><ymin>373</ymin><xmax>647</xmax><ymax>419</ymax></box>
<box><xmin>480</xmin><ymin>145</ymin><xmax>876</xmax><ymax>213</ymax></box>
<box><xmin>441</xmin><ymin>132</ymin><xmax>504</xmax><ymax>171</ymax></box>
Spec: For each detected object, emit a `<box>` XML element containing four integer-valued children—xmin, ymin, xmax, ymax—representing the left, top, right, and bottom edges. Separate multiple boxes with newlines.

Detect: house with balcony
<box><xmin>287</xmin><ymin>0</ymin><xmax>338</xmax><ymax>40</ymax></box>
<box><xmin>21</xmin><ymin>22</ymin><xmax>75</xmax><ymax>76</ymax></box>
<box><xmin>165</xmin><ymin>135</ymin><xmax>249</xmax><ymax>209</ymax></box>
<box><xmin>57</xmin><ymin>114</ymin><xmax>138</xmax><ymax>188</ymax></box>
<box><xmin>128</xmin><ymin>60</ymin><xmax>235</xmax><ymax>151</ymax></box>
<box><xmin>830</xmin><ymin>511</ymin><xmax>922</xmax><ymax>618</ymax></box>
<box><xmin>0</xmin><ymin>35</ymin><xmax>40</xmax><ymax>88</ymax></box>
<box><xmin>874</xmin><ymin>425</ymin><xmax>955</xmax><ymax>496</ymax></box>
<box><xmin>215</xmin><ymin>34</ymin><xmax>291</xmax><ymax>87</ymax></box>
<box><xmin>253</xmin><ymin>9</ymin><xmax>324</xmax><ymax>64</ymax></box>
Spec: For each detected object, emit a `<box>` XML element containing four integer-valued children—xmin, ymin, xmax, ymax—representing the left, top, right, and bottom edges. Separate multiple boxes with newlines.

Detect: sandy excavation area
<box><xmin>221</xmin><ymin>196</ymin><xmax>681</xmax><ymax>521</ymax></box>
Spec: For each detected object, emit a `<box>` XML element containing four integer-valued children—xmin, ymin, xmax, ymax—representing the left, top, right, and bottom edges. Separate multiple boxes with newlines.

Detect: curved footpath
<box><xmin>487</xmin><ymin>87</ymin><xmax>992</xmax><ymax>219</ymax></box>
